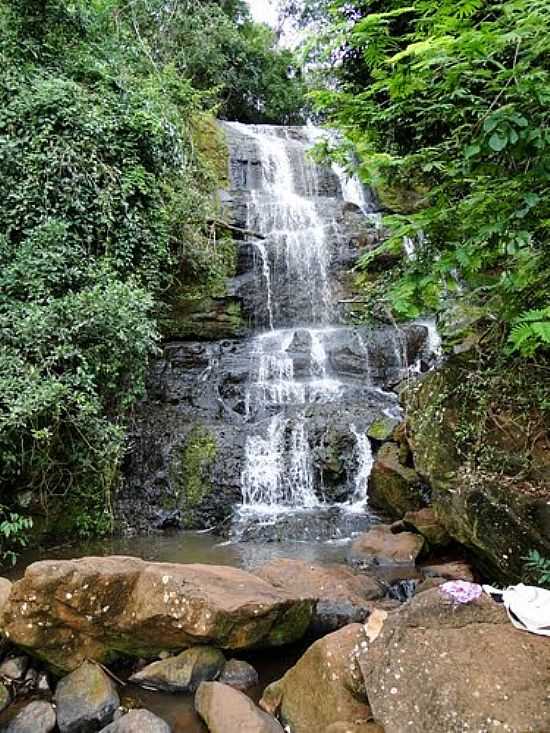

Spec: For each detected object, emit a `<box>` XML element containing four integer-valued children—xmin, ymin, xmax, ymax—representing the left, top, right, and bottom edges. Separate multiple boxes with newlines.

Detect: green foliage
<box><xmin>524</xmin><ymin>550</ymin><xmax>550</xmax><ymax>588</ymax></box>
<box><xmin>0</xmin><ymin>508</ymin><xmax>33</xmax><ymax>566</ymax></box>
<box><xmin>508</xmin><ymin>308</ymin><xmax>550</xmax><ymax>357</ymax></box>
<box><xmin>306</xmin><ymin>0</ymin><xmax>550</xmax><ymax>345</ymax></box>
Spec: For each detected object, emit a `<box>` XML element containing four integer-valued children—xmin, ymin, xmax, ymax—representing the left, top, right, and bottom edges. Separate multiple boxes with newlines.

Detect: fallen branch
<box><xmin>208</xmin><ymin>219</ymin><xmax>265</xmax><ymax>240</ymax></box>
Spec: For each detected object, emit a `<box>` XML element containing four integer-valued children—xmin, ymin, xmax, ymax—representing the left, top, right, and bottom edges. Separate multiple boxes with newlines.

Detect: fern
<box><xmin>508</xmin><ymin>306</ymin><xmax>550</xmax><ymax>356</ymax></box>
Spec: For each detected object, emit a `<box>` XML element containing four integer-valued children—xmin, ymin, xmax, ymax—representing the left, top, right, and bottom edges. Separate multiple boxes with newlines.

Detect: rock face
<box><xmin>0</xmin><ymin>681</ymin><xmax>10</xmax><ymax>712</ymax></box>
<box><xmin>420</xmin><ymin>560</ymin><xmax>474</xmax><ymax>582</ymax></box>
<box><xmin>260</xmin><ymin>624</ymin><xmax>371</xmax><ymax>733</ymax></box>
<box><xmin>5</xmin><ymin>701</ymin><xmax>57</xmax><ymax>733</ymax></box>
<box><xmin>362</xmin><ymin>587</ymin><xmax>550</xmax><ymax>732</ymax></box>
<box><xmin>368</xmin><ymin>442</ymin><xmax>425</xmax><ymax>517</ymax></box>
<box><xmin>196</xmin><ymin>681</ymin><xmax>283</xmax><ymax>733</ymax></box>
<box><xmin>99</xmin><ymin>709</ymin><xmax>171</xmax><ymax>733</ymax></box>
<box><xmin>348</xmin><ymin>525</ymin><xmax>425</xmax><ymax>568</ymax></box>
<box><xmin>129</xmin><ymin>646</ymin><xmax>226</xmax><ymax>693</ymax></box>
<box><xmin>3</xmin><ymin>557</ymin><xmax>313</xmax><ymax>671</ymax></box>
<box><xmin>0</xmin><ymin>655</ymin><xmax>28</xmax><ymax>681</ymax></box>
<box><xmin>404</xmin><ymin>361</ymin><xmax>550</xmax><ymax>580</ymax></box>
<box><xmin>55</xmin><ymin>660</ymin><xmax>120</xmax><ymax>733</ymax></box>
<box><xmin>403</xmin><ymin>507</ymin><xmax>450</xmax><ymax>547</ymax></box>
<box><xmin>254</xmin><ymin>559</ymin><xmax>384</xmax><ymax>633</ymax></box>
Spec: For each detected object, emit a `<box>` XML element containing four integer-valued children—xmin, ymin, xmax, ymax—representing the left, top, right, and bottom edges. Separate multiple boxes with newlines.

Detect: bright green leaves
<box><xmin>508</xmin><ymin>307</ymin><xmax>550</xmax><ymax>356</ymax></box>
<box><xmin>483</xmin><ymin>110</ymin><xmax>529</xmax><ymax>153</ymax></box>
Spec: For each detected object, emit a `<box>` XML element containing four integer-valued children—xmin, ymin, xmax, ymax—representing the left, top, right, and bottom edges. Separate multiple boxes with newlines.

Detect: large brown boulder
<box><xmin>368</xmin><ymin>443</ymin><xmax>425</xmax><ymax>517</ymax></box>
<box><xmin>260</xmin><ymin>624</ymin><xmax>373</xmax><ymax>733</ymax></box>
<box><xmin>403</xmin><ymin>507</ymin><xmax>450</xmax><ymax>547</ymax></box>
<box><xmin>362</xmin><ymin>586</ymin><xmax>550</xmax><ymax>732</ymax></box>
<box><xmin>348</xmin><ymin>525</ymin><xmax>425</xmax><ymax>569</ymax></box>
<box><xmin>2</xmin><ymin>557</ymin><xmax>313</xmax><ymax>672</ymax></box>
<box><xmin>195</xmin><ymin>681</ymin><xmax>283</xmax><ymax>733</ymax></box>
<box><xmin>254</xmin><ymin>559</ymin><xmax>384</xmax><ymax>633</ymax></box>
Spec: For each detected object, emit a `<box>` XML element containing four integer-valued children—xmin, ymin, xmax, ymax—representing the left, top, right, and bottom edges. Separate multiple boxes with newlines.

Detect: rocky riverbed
<box><xmin>0</xmin><ymin>536</ymin><xmax>549</xmax><ymax>732</ymax></box>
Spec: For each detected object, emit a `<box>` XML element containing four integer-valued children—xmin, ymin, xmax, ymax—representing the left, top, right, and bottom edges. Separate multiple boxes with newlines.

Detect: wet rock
<box><xmin>0</xmin><ymin>681</ymin><xmax>10</xmax><ymax>712</ymax></box>
<box><xmin>99</xmin><ymin>709</ymin><xmax>171</xmax><ymax>733</ymax></box>
<box><xmin>420</xmin><ymin>560</ymin><xmax>474</xmax><ymax>583</ymax></box>
<box><xmin>361</xmin><ymin>586</ymin><xmax>550</xmax><ymax>732</ymax></box>
<box><xmin>254</xmin><ymin>558</ymin><xmax>384</xmax><ymax>633</ymax></box>
<box><xmin>348</xmin><ymin>525</ymin><xmax>425</xmax><ymax>568</ymax></box>
<box><xmin>260</xmin><ymin>624</ymin><xmax>371</xmax><ymax>733</ymax></box>
<box><xmin>54</xmin><ymin>660</ymin><xmax>120</xmax><ymax>733</ymax></box>
<box><xmin>196</xmin><ymin>681</ymin><xmax>283</xmax><ymax>733</ymax></box>
<box><xmin>367</xmin><ymin>416</ymin><xmax>400</xmax><ymax>443</ymax></box>
<box><xmin>403</xmin><ymin>507</ymin><xmax>450</xmax><ymax>547</ymax></box>
<box><xmin>5</xmin><ymin>701</ymin><xmax>56</xmax><ymax>733</ymax></box>
<box><xmin>0</xmin><ymin>655</ymin><xmax>28</xmax><ymax>681</ymax></box>
<box><xmin>368</xmin><ymin>443</ymin><xmax>425</xmax><ymax>517</ymax></box>
<box><xmin>3</xmin><ymin>557</ymin><xmax>313</xmax><ymax>671</ymax></box>
<box><xmin>129</xmin><ymin>647</ymin><xmax>226</xmax><ymax>693</ymax></box>
<box><xmin>219</xmin><ymin>659</ymin><xmax>259</xmax><ymax>691</ymax></box>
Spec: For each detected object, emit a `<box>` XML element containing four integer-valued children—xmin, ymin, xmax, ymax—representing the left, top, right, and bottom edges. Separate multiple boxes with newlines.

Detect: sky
<box><xmin>246</xmin><ymin>0</ymin><xmax>279</xmax><ymax>27</ymax></box>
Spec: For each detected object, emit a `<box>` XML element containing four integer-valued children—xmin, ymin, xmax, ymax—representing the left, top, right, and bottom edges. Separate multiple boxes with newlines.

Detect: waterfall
<box><xmin>221</xmin><ymin>122</ymin><xmax>416</xmax><ymax>533</ymax></box>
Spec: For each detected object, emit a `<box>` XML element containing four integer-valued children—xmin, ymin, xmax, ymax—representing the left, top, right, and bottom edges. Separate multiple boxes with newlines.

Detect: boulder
<box><xmin>195</xmin><ymin>681</ymin><xmax>283</xmax><ymax>733</ymax></box>
<box><xmin>362</xmin><ymin>586</ymin><xmax>550</xmax><ymax>732</ymax></box>
<box><xmin>325</xmin><ymin>724</ymin><xmax>384</xmax><ymax>733</ymax></box>
<box><xmin>54</xmin><ymin>660</ymin><xmax>120</xmax><ymax>733</ymax></box>
<box><xmin>0</xmin><ymin>577</ymin><xmax>12</xmax><ymax>621</ymax></box>
<box><xmin>2</xmin><ymin>557</ymin><xmax>313</xmax><ymax>671</ymax></box>
<box><xmin>99</xmin><ymin>709</ymin><xmax>171</xmax><ymax>733</ymax></box>
<box><xmin>420</xmin><ymin>560</ymin><xmax>474</xmax><ymax>583</ymax></box>
<box><xmin>348</xmin><ymin>525</ymin><xmax>425</xmax><ymax>569</ymax></box>
<box><xmin>403</xmin><ymin>507</ymin><xmax>450</xmax><ymax>547</ymax></box>
<box><xmin>254</xmin><ymin>559</ymin><xmax>384</xmax><ymax>633</ymax></box>
<box><xmin>0</xmin><ymin>655</ymin><xmax>28</xmax><ymax>681</ymax></box>
<box><xmin>219</xmin><ymin>659</ymin><xmax>259</xmax><ymax>691</ymax></box>
<box><xmin>404</xmin><ymin>362</ymin><xmax>550</xmax><ymax>580</ymax></box>
<box><xmin>5</xmin><ymin>701</ymin><xmax>56</xmax><ymax>733</ymax></box>
<box><xmin>129</xmin><ymin>646</ymin><xmax>225</xmax><ymax>693</ymax></box>
<box><xmin>368</xmin><ymin>443</ymin><xmax>424</xmax><ymax>517</ymax></box>
<box><xmin>260</xmin><ymin>624</ymin><xmax>371</xmax><ymax>733</ymax></box>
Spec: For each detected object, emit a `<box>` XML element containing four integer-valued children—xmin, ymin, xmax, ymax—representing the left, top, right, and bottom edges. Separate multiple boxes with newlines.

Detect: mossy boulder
<box><xmin>162</xmin><ymin>293</ymin><xmax>245</xmax><ymax>341</ymax></box>
<box><xmin>375</xmin><ymin>182</ymin><xmax>428</xmax><ymax>214</ymax></box>
<box><xmin>404</xmin><ymin>363</ymin><xmax>550</xmax><ymax>581</ymax></box>
<box><xmin>403</xmin><ymin>508</ymin><xmax>450</xmax><ymax>548</ymax></box>
<box><xmin>368</xmin><ymin>442</ymin><xmax>425</xmax><ymax>517</ymax></box>
<box><xmin>367</xmin><ymin>416</ymin><xmax>400</xmax><ymax>443</ymax></box>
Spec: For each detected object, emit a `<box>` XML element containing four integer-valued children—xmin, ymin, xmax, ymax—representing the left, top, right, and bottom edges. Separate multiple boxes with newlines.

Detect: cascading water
<box><xmin>219</xmin><ymin>122</ymin><xmax>435</xmax><ymax>541</ymax></box>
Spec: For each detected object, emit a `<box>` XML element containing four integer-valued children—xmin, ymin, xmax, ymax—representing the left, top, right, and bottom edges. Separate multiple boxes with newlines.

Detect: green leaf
<box><xmin>488</xmin><ymin>132</ymin><xmax>508</xmax><ymax>152</ymax></box>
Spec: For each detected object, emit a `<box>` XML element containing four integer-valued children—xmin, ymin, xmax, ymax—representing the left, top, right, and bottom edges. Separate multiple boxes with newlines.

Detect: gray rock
<box><xmin>99</xmin><ymin>709</ymin><xmax>171</xmax><ymax>733</ymax></box>
<box><xmin>37</xmin><ymin>671</ymin><xmax>51</xmax><ymax>693</ymax></box>
<box><xmin>6</xmin><ymin>701</ymin><xmax>56</xmax><ymax>733</ymax></box>
<box><xmin>196</xmin><ymin>681</ymin><xmax>284</xmax><ymax>733</ymax></box>
<box><xmin>129</xmin><ymin>647</ymin><xmax>225</xmax><ymax>693</ymax></box>
<box><xmin>219</xmin><ymin>659</ymin><xmax>259</xmax><ymax>691</ymax></box>
<box><xmin>0</xmin><ymin>681</ymin><xmax>10</xmax><ymax>712</ymax></box>
<box><xmin>0</xmin><ymin>656</ymin><xmax>28</xmax><ymax>681</ymax></box>
<box><xmin>55</xmin><ymin>660</ymin><xmax>120</xmax><ymax>733</ymax></box>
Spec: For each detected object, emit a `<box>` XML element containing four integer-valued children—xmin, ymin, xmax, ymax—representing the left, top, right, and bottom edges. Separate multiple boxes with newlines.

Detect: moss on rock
<box><xmin>170</xmin><ymin>425</ymin><xmax>218</xmax><ymax>527</ymax></box>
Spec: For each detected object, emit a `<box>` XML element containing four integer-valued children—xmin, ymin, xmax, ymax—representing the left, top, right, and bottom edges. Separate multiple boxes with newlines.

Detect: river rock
<box><xmin>0</xmin><ymin>577</ymin><xmax>12</xmax><ymax>618</ymax></box>
<box><xmin>54</xmin><ymin>660</ymin><xmax>120</xmax><ymax>733</ymax></box>
<box><xmin>420</xmin><ymin>560</ymin><xmax>474</xmax><ymax>582</ymax></box>
<box><xmin>219</xmin><ymin>659</ymin><xmax>259</xmax><ymax>690</ymax></box>
<box><xmin>99</xmin><ymin>709</ymin><xmax>171</xmax><ymax>733</ymax></box>
<box><xmin>0</xmin><ymin>655</ymin><xmax>28</xmax><ymax>680</ymax></box>
<box><xmin>361</xmin><ymin>586</ymin><xmax>550</xmax><ymax>732</ymax></box>
<box><xmin>5</xmin><ymin>701</ymin><xmax>57</xmax><ymax>733</ymax></box>
<box><xmin>403</xmin><ymin>507</ymin><xmax>450</xmax><ymax>546</ymax></box>
<box><xmin>348</xmin><ymin>525</ymin><xmax>425</xmax><ymax>568</ymax></box>
<box><xmin>3</xmin><ymin>557</ymin><xmax>313</xmax><ymax>671</ymax></box>
<box><xmin>325</xmin><ymin>724</ymin><xmax>384</xmax><ymax>733</ymax></box>
<box><xmin>196</xmin><ymin>681</ymin><xmax>283</xmax><ymax>733</ymax></box>
<box><xmin>129</xmin><ymin>646</ymin><xmax>225</xmax><ymax>693</ymax></box>
<box><xmin>254</xmin><ymin>559</ymin><xmax>384</xmax><ymax>632</ymax></box>
<box><xmin>368</xmin><ymin>442</ymin><xmax>425</xmax><ymax>517</ymax></box>
<box><xmin>260</xmin><ymin>624</ymin><xmax>371</xmax><ymax>733</ymax></box>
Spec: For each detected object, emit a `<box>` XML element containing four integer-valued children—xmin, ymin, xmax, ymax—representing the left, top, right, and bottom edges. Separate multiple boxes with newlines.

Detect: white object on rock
<box><xmin>483</xmin><ymin>583</ymin><xmax>550</xmax><ymax>637</ymax></box>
